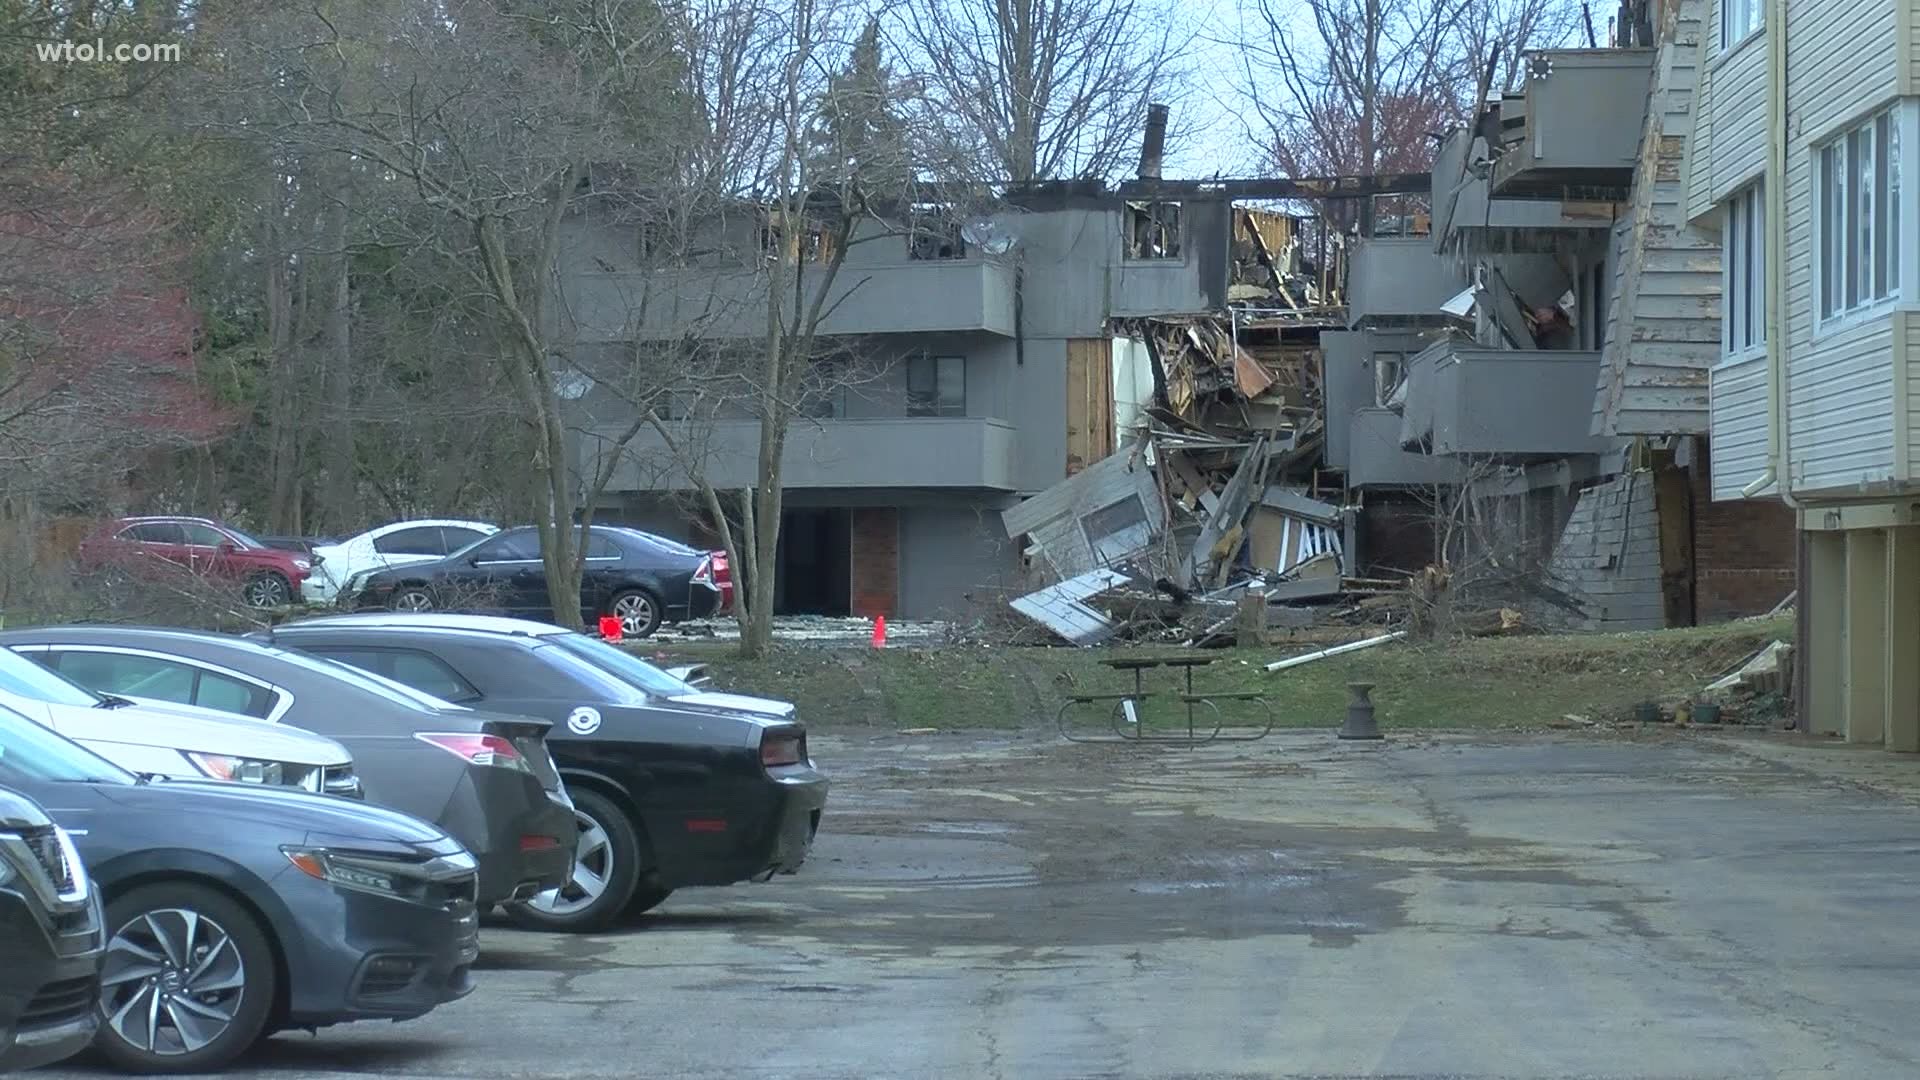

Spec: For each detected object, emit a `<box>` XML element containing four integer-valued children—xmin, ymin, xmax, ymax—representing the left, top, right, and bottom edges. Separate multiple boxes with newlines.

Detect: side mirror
<box><xmin>467</xmin><ymin>555</ymin><xmax>483</xmax><ymax>566</ymax></box>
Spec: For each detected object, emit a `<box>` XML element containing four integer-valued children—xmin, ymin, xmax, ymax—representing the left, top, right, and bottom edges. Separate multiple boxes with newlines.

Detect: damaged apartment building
<box><xmin>552</xmin><ymin>142</ymin><xmax>1315</xmax><ymax>619</ymax></box>
<box><xmin>1325</xmin><ymin>0</ymin><xmax>1796</xmax><ymax>631</ymax></box>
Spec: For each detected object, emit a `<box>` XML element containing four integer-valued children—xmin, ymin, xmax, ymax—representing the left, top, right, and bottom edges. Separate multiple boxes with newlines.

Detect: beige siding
<box><xmin>1906</xmin><ymin>314</ymin><xmax>1919</xmax><ymax>479</ymax></box>
<box><xmin>1787</xmin><ymin>319</ymin><xmax>1897</xmax><ymax>491</ymax></box>
<box><xmin>1704</xmin><ymin>36</ymin><xmax>1768</xmax><ymax>198</ymax></box>
<box><xmin>1710</xmin><ymin>356</ymin><xmax>1772</xmax><ymax>500</ymax></box>
<box><xmin>1911</xmin><ymin>0</ymin><xmax>1920</xmax><ymax>90</ymax></box>
<box><xmin>1791</xmin><ymin>0</ymin><xmax>1900</xmax><ymax>141</ymax></box>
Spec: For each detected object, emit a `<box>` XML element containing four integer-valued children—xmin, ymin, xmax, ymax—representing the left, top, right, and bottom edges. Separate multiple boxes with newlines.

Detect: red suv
<box><xmin>75</xmin><ymin>515</ymin><xmax>315</xmax><ymax>608</ymax></box>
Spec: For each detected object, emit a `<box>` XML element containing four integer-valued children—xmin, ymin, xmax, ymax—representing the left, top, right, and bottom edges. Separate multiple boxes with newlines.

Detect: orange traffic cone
<box><xmin>870</xmin><ymin>615</ymin><xmax>887</xmax><ymax>649</ymax></box>
<box><xmin>599</xmin><ymin>616</ymin><xmax>623</xmax><ymax>642</ymax></box>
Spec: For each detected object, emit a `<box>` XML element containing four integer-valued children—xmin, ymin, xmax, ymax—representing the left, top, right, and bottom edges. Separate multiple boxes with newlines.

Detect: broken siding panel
<box><xmin>1546</xmin><ymin>473</ymin><xmax>1667</xmax><ymax>631</ymax></box>
<box><xmin>1685</xmin><ymin>51</ymin><xmax>1714</xmax><ymax>221</ymax></box>
<box><xmin>1001</xmin><ymin>445</ymin><xmax>1165</xmax><ymax>578</ymax></box>
<box><xmin>1709</xmin><ymin>355</ymin><xmax>1770</xmax><ymax>500</ymax></box>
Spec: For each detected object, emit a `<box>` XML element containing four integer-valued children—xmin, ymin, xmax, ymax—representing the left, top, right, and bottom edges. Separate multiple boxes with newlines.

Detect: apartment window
<box><xmin>906</xmin><ymin>355</ymin><xmax>965</xmax><ymax>417</ymax></box>
<box><xmin>1124</xmin><ymin>201</ymin><xmax>1182</xmax><ymax>259</ymax></box>
<box><xmin>1721</xmin><ymin>0</ymin><xmax>1761</xmax><ymax>49</ymax></box>
<box><xmin>1723</xmin><ymin>184</ymin><xmax>1765</xmax><ymax>357</ymax></box>
<box><xmin>1819</xmin><ymin>107</ymin><xmax>1903</xmax><ymax>322</ymax></box>
<box><xmin>1372</xmin><ymin>352</ymin><xmax>1404</xmax><ymax>406</ymax></box>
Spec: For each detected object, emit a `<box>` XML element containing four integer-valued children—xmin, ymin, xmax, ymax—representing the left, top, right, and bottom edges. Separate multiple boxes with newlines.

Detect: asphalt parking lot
<box><xmin>47</xmin><ymin>729</ymin><xmax>1920</xmax><ymax>1079</ymax></box>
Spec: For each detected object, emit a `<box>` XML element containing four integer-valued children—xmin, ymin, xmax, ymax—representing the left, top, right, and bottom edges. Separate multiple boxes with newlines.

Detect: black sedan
<box><xmin>261</xmin><ymin>613</ymin><xmax>828</xmax><ymax>932</ymax></box>
<box><xmin>0</xmin><ymin>627</ymin><xmax>575</xmax><ymax>907</ymax></box>
<box><xmin>0</xmin><ymin>707</ymin><xmax>479</xmax><ymax>1073</ymax></box>
<box><xmin>0</xmin><ymin>784</ymin><xmax>101</xmax><ymax>1072</ymax></box>
<box><xmin>349</xmin><ymin>526</ymin><xmax>724</xmax><ymax>638</ymax></box>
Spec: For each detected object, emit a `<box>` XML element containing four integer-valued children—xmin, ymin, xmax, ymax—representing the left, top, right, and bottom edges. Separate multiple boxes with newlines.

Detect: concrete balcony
<box><xmin>565</xmin><ymin>259</ymin><xmax>1017</xmax><ymax>342</ymax></box>
<box><xmin>591</xmin><ymin>417</ymin><xmax>1020</xmax><ymax>492</ymax></box>
<box><xmin>1404</xmin><ymin>342</ymin><xmax>1613</xmax><ymax>461</ymax></box>
<box><xmin>1491</xmin><ymin>49</ymin><xmax>1655</xmax><ymax>198</ymax></box>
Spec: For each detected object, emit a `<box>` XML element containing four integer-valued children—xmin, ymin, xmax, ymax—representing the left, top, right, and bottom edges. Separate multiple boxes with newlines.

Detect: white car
<box><xmin>0</xmin><ymin>643</ymin><xmax>361</xmax><ymax>795</ymax></box>
<box><xmin>302</xmin><ymin>519</ymin><xmax>499</xmax><ymax>605</ymax></box>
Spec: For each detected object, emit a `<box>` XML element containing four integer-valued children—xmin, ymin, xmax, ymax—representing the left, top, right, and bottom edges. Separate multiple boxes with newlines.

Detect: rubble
<box><xmin>652</xmin><ymin>615</ymin><xmax>955</xmax><ymax>648</ymax></box>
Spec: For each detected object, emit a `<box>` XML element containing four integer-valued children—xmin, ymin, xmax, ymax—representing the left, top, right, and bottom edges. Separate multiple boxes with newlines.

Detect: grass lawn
<box><xmin>635</xmin><ymin>616</ymin><xmax>1793</xmax><ymax>734</ymax></box>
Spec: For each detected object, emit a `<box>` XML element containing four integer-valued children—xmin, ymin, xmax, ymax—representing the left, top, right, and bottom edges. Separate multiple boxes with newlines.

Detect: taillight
<box><xmin>691</xmin><ymin>555</ymin><xmax>714</xmax><ymax>586</ymax></box>
<box><xmin>760</xmin><ymin>728</ymin><xmax>805</xmax><ymax>768</ymax></box>
<box><xmin>414</xmin><ymin>732</ymin><xmax>533</xmax><ymax>773</ymax></box>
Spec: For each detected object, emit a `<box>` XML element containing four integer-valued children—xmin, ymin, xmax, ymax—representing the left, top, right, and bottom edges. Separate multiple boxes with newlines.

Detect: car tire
<box><xmin>606</xmin><ymin>588</ymin><xmax>663</xmax><ymax>638</ymax></box>
<box><xmin>94</xmin><ymin>882</ymin><xmax>278</xmax><ymax>1074</ymax></box>
<box><xmin>242</xmin><ymin>572</ymin><xmax>291</xmax><ymax>609</ymax></box>
<box><xmin>503</xmin><ymin>788</ymin><xmax>641</xmax><ymax>933</ymax></box>
<box><xmin>622</xmin><ymin>882</ymin><xmax>674</xmax><ymax>917</ymax></box>
<box><xmin>388</xmin><ymin>584</ymin><xmax>437</xmax><ymax>612</ymax></box>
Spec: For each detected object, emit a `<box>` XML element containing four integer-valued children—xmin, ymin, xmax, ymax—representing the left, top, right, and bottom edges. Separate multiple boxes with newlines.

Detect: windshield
<box><xmin>0</xmin><ymin>648</ymin><xmax>101</xmax><ymax>707</ymax></box>
<box><xmin>0</xmin><ymin>704</ymin><xmax>134</xmax><ymax>785</ymax></box>
<box><xmin>545</xmin><ymin>634</ymin><xmax>696</xmax><ymax>697</ymax></box>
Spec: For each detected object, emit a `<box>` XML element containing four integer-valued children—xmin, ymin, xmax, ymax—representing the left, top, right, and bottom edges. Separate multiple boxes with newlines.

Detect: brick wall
<box><xmin>849</xmin><ymin>507</ymin><xmax>899</xmax><ymax>618</ymax></box>
<box><xmin>1690</xmin><ymin>441</ymin><xmax>1795</xmax><ymax>621</ymax></box>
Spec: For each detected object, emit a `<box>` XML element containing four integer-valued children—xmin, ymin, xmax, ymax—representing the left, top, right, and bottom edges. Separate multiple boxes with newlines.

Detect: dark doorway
<box><xmin>776</xmin><ymin>508</ymin><xmax>852</xmax><ymax>615</ymax></box>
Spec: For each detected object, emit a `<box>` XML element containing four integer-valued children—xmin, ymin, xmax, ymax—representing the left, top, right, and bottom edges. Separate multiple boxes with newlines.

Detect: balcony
<box><xmin>591</xmin><ymin>417</ymin><xmax>1020</xmax><ymax>492</ymax></box>
<box><xmin>1345</xmin><ymin>238</ymin><xmax>1469</xmax><ymax>328</ymax></box>
<box><xmin>1402</xmin><ymin>342</ymin><xmax>1613</xmax><ymax>461</ymax></box>
<box><xmin>1490</xmin><ymin>49</ymin><xmax>1655</xmax><ymax>198</ymax></box>
<box><xmin>565</xmin><ymin>259</ymin><xmax>1017</xmax><ymax>342</ymax></box>
<box><xmin>1348</xmin><ymin>408</ymin><xmax>1465</xmax><ymax>487</ymax></box>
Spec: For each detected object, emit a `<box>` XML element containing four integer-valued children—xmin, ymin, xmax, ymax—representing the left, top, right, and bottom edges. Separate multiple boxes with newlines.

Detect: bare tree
<box><xmin>894</xmin><ymin>0</ymin><xmax>1191</xmax><ymax>182</ymax></box>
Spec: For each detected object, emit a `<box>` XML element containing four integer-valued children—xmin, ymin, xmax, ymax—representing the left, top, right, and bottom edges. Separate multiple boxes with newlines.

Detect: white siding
<box><xmin>1791</xmin><ymin>0</ymin><xmax>1899</xmax><ymax>140</ymax></box>
<box><xmin>1705</xmin><ymin>36</ymin><xmax>1768</xmax><ymax>198</ymax></box>
<box><xmin>1686</xmin><ymin>58</ymin><xmax>1715</xmax><ymax>220</ymax></box>
<box><xmin>1779</xmin><ymin>0</ymin><xmax>1902</xmax><ymax>496</ymax></box>
<box><xmin>1787</xmin><ymin>319</ymin><xmax>1897</xmax><ymax>490</ymax></box>
<box><xmin>1709</xmin><ymin>355</ymin><xmax>1771</xmax><ymax>499</ymax></box>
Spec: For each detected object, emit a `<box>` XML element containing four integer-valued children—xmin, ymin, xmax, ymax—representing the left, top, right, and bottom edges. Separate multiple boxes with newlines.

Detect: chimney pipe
<box><xmin>1137</xmin><ymin>103</ymin><xmax>1169</xmax><ymax>181</ymax></box>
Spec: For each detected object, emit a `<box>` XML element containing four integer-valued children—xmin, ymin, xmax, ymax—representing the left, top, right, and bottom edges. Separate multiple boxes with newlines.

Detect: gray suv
<box><xmin>0</xmin><ymin>785</ymin><xmax>102</xmax><ymax>1072</ymax></box>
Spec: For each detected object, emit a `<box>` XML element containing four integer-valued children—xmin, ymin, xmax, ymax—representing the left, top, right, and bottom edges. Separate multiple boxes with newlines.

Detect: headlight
<box><xmin>293</xmin><ymin>558</ymin><xmax>312</xmax><ymax>570</ymax></box>
<box><xmin>185</xmin><ymin>752</ymin><xmax>286</xmax><ymax>787</ymax></box>
<box><xmin>282</xmin><ymin>847</ymin><xmax>402</xmax><ymax>898</ymax></box>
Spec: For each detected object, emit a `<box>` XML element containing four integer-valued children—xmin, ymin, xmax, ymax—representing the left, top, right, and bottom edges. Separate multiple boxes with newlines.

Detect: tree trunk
<box><xmin>318</xmin><ymin>177</ymin><xmax>356</xmax><ymax>532</ymax></box>
<box><xmin>264</xmin><ymin>167</ymin><xmax>302</xmax><ymax>533</ymax></box>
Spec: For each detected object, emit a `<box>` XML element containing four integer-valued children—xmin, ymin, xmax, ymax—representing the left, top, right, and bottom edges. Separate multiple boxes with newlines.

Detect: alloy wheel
<box><xmin>243</xmin><ymin>575</ymin><xmax>288</xmax><ymax>608</ymax></box>
<box><xmin>612</xmin><ymin>593</ymin><xmax>655</xmax><ymax>637</ymax></box>
<box><xmin>527</xmin><ymin>807</ymin><xmax>613</xmax><ymax>917</ymax></box>
<box><xmin>392</xmin><ymin>587</ymin><xmax>435</xmax><ymax>611</ymax></box>
<box><xmin>99</xmin><ymin>907</ymin><xmax>247</xmax><ymax>1057</ymax></box>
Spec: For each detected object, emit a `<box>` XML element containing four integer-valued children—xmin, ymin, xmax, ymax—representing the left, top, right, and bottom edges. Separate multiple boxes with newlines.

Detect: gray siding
<box><xmin>1708</xmin><ymin>355</ymin><xmax>1771</xmax><ymax>499</ymax></box>
<box><xmin>1596</xmin><ymin>0</ymin><xmax>1722</xmax><ymax>437</ymax></box>
<box><xmin>1685</xmin><ymin>49</ymin><xmax>1714</xmax><ymax>221</ymax></box>
<box><xmin>1546</xmin><ymin>472</ymin><xmax>1667</xmax><ymax>631</ymax></box>
<box><xmin>897</xmin><ymin>505</ymin><xmax>1022</xmax><ymax>619</ymax></box>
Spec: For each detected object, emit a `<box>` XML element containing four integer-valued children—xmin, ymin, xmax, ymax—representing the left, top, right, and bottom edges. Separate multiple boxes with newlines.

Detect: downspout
<box><xmin>1743</xmin><ymin>0</ymin><xmax>1802</xmax><ymax>512</ymax></box>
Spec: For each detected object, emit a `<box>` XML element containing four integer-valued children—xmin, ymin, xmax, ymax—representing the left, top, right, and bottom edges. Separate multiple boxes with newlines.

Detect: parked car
<box><xmin>0</xmin><ymin>785</ymin><xmax>101</xmax><ymax>1073</ymax></box>
<box><xmin>0</xmin><ymin>644</ymin><xmax>361</xmax><ymax>796</ymax></box>
<box><xmin>75</xmin><ymin>516</ymin><xmax>315</xmax><ymax>608</ymax></box>
<box><xmin>302</xmin><ymin>520</ymin><xmax>499</xmax><ymax>606</ymax></box>
<box><xmin>0</xmin><ymin>706</ymin><xmax>480</xmax><ymax>1073</ymax></box>
<box><xmin>348</xmin><ymin>525</ymin><xmax>726</xmax><ymax>638</ymax></box>
<box><xmin>262</xmin><ymin>613</ymin><xmax>828</xmax><ymax>931</ymax></box>
<box><xmin>256</xmin><ymin>536</ymin><xmax>336</xmax><ymax>556</ymax></box>
<box><xmin>0</xmin><ymin>628</ymin><xmax>575</xmax><ymax>907</ymax></box>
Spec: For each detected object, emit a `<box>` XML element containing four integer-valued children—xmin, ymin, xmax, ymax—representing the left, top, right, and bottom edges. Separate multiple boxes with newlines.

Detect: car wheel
<box><xmin>389</xmin><ymin>585</ymin><xmax>436</xmax><ymax>612</ymax></box>
<box><xmin>504</xmin><ymin>789</ymin><xmax>641</xmax><ymax>933</ymax></box>
<box><xmin>242</xmin><ymin>572</ymin><xmax>291</xmax><ymax>609</ymax></box>
<box><xmin>607</xmin><ymin>588</ymin><xmax>662</xmax><ymax>638</ymax></box>
<box><xmin>94</xmin><ymin>883</ymin><xmax>277</xmax><ymax>1074</ymax></box>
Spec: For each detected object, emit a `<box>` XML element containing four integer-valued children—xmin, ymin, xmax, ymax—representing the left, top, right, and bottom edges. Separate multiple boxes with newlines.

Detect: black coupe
<box><xmin>260</xmin><ymin>613</ymin><xmax>828</xmax><ymax>932</ymax></box>
<box><xmin>347</xmin><ymin>526</ymin><xmax>725</xmax><ymax>639</ymax></box>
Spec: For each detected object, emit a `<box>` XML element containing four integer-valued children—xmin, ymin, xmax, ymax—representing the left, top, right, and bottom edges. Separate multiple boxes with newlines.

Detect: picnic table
<box><xmin>1057</xmin><ymin>655</ymin><xmax>1275</xmax><ymax>746</ymax></box>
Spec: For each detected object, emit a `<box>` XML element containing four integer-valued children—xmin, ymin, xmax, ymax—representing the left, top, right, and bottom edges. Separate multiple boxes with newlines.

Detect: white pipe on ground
<box><xmin>1264</xmin><ymin>630</ymin><xmax>1408</xmax><ymax>673</ymax></box>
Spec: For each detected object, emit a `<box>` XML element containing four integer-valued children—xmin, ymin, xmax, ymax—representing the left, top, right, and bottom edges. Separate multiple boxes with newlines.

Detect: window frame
<box><xmin>1720</xmin><ymin>183</ymin><xmax>1766</xmax><ymax>364</ymax></box>
<box><xmin>1719</xmin><ymin>0</ymin><xmax>1761</xmax><ymax>53</ymax></box>
<box><xmin>905</xmin><ymin>354</ymin><xmax>966</xmax><ymax>418</ymax></box>
<box><xmin>374</xmin><ymin>525</ymin><xmax>448</xmax><ymax>556</ymax></box>
<box><xmin>1814</xmin><ymin>102</ymin><xmax>1915</xmax><ymax>334</ymax></box>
